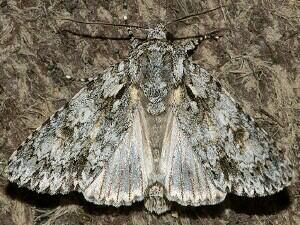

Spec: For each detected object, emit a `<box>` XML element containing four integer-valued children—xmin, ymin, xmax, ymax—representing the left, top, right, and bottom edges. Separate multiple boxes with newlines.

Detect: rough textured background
<box><xmin>0</xmin><ymin>0</ymin><xmax>299</xmax><ymax>224</ymax></box>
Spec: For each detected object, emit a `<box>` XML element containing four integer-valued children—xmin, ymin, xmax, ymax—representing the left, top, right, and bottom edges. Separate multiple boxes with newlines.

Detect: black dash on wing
<box><xmin>87</xmin><ymin>80</ymin><xmax>96</xmax><ymax>91</ymax></box>
<box><xmin>245</xmin><ymin>114</ymin><xmax>252</xmax><ymax>122</ymax></box>
<box><xmin>17</xmin><ymin>144</ymin><xmax>24</xmax><ymax>151</ymax></box>
<box><xmin>64</xmin><ymin>101</ymin><xmax>70</xmax><ymax>110</ymax></box>
<box><xmin>42</xmin><ymin>118</ymin><xmax>50</xmax><ymax>127</ymax></box>
<box><xmin>185</xmin><ymin>84</ymin><xmax>197</xmax><ymax>101</ymax></box>
<box><xmin>236</xmin><ymin>103</ymin><xmax>243</xmax><ymax>112</ymax></box>
<box><xmin>31</xmin><ymin>128</ymin><xmax>39</xmax><ymax>137</ymax></box>
<box><xmin>115</xmin><ymin>84</ymin><xmax>127</xmax><ymax>100</ymax></box>
<box><xmin>215</xmin><ymin>81</ymin><xmax>222</xmax><ymax>91</ymax></box>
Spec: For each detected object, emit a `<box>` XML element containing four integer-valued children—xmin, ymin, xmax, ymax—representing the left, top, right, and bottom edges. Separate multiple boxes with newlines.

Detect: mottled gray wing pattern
<box><xmin>160</xmin><ymin>109</ymin><xmax>227</xmax><ymax>206</ymax></box>
<box><xmin>160</xmin><ymin>63</ymin><xmax>292</xmax><ymax>206</ymax></box>
<box><xmin>8</xmin><ymin>61</ymin><xmax>152</xmax><ymax>206</ymax></box>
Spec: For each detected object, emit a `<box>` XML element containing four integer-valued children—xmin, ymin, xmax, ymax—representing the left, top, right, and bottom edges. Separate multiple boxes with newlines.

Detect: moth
<box><xmin>7</xmin><ymin>25</ymin><xmax>292</xmax><ymax>214</ymax></box>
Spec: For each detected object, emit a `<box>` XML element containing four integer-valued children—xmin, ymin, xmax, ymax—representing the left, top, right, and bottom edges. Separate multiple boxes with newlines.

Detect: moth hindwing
<box><xmin>8</xmin><ymin>26</ymin><xmax>292</xmax><ymax>214</ymax></box>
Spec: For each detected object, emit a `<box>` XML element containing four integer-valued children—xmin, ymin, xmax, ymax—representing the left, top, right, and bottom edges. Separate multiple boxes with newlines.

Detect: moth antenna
<box><xmin>59</xmin><ymin>18</ymin><xmax>148</xmax><ymax>40</ymax></box>
<box><xmin>166</xmin><ymin>5</ymin><xmax>225</xmax><ymax>26</ymax></box>
<box><xmin>58</xmin><ymin>28</ymin><xmax>136</xmax><ymax>40</ymax></box>
<box><xmin>60</xmin><ymin>18</ymin><xmax>149</xmax><ymax>30</ymax></box>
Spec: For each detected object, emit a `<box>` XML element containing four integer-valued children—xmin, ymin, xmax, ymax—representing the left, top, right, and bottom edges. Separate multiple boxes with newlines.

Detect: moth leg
<box><xmin>65</xmin><ymin>75</ymin><xmax>98</xmax><ymax>82</ymax></box>
<box><xmin>123</xmin><ymin>12</ymin><xmax>144</xmax><ymax>48</ymax></box>
<box><xmin>199</xmin><ymin>30</ymin><xmax>224</xmax><ymax>41</ymax></box>
<box><xmin>183</xmin><ymin>30</ymin><xmax>225</xmax><ymax>53</ymax></box>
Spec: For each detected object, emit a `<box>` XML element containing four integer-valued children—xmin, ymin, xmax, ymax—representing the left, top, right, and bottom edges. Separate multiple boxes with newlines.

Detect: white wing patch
<box><xmin>160</xmin><ymin>112</ymin><xmax>226</xmax><ymax>206</ymax></box>
<box><xmin>83</xmin><ymin>108</ymin><xmax>153</xmax><ymax>206</ymax></box>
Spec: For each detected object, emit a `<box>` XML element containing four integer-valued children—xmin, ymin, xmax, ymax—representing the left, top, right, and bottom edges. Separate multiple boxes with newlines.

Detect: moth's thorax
<box><xmin>130</xmin><ymin>41</ymin><xmax>186</xmax><ymax>115</ymax></box>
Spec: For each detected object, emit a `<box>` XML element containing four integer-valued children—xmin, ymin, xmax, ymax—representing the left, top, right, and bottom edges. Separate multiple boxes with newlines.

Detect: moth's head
<box><xmin>130</xmin><ymin>24</ymin><xmax>174</xmax><ymax>51</ymax></box>
<box><xmin>146</xmin><ymin>25</ymin><xmax>168</xmax><ymax>40</ymax></box>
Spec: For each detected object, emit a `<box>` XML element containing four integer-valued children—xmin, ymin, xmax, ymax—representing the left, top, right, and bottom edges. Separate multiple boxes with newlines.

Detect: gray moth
<box><xmin>7</xmin><ymin>25</ymin><xmax>292</xmax><ymax>214</ymax></box>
